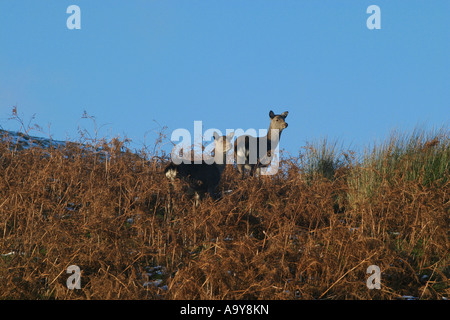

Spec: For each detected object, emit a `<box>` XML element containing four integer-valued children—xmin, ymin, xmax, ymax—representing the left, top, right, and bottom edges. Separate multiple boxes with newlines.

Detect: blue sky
<box><xmin>0</xmin><ymin>0</ymin><xmax>448</xmax><ymax>156</ymax></box>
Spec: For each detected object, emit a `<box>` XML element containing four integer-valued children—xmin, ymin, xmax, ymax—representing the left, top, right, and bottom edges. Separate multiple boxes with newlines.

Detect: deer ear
<box><xmin>269</xmin><ymin>110</ymin><xmax>275</xmax><ymax>119</ymax></box>
<box><xmin>213</xmin><ymin>131</ymin><xmax>219</xmax><ymax>140</ymax></box>
<box><xmin>227</xmin><ymin>131</ymin><xmax>235</xmax><ymax>140</ymax></box>
<box><xmin>281</xmin><ymin>111</ymin><xmax>289</xmax><ymax>118</ymax></box>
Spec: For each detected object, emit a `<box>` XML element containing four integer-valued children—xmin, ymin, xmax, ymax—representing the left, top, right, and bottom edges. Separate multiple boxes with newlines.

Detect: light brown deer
<box><xmin>234</xmin><ymin>110</ymin><xmax>288</xmax><ymax>178</ymax></box>
<box><xmin>165</xmin><ymin>131</ymin><xmax>234</xmax><ymax>205</ymax></box>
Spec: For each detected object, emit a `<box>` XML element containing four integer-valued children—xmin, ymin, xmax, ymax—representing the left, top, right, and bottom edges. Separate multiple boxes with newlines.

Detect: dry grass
<box><xmin>0</xmin><ymin>124</ymin><xmax>448</xmax><ymax>300</ymax></box>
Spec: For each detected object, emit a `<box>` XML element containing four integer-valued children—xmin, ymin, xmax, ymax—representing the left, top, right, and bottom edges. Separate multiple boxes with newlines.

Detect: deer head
<box><xmin>269</xmin><ymin>110</ymin><xmax>288</xmax><ymax>130</ymax></box>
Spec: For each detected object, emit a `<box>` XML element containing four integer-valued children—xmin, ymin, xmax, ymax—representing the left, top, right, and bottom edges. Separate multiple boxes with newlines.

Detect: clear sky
<box><xmin>0</xmin><ymin>0</ymin><xmax>448</xmax><ymax>156</ymax></box>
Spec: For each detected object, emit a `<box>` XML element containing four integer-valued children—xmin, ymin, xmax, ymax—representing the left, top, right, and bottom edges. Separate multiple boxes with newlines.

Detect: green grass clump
<box><xmin>347</xmin><ymin>127</ymin><xmax>449</xmax><ymax>209</ymax></box>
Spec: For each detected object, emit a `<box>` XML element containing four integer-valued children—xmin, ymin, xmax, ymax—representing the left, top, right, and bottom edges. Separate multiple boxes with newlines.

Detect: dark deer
<box><xmin>164</xmin><ymin>131</ymin><xmax>234</xmax><ymax>205</ymax></box>
<box><xmin>234</xmin><ymin>110</ymin><xmax>288</xmax><ymax>178</ymax></box>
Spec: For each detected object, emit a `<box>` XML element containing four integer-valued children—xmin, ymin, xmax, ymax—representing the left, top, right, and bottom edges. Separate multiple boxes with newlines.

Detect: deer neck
<box><xmin>214</xmin><ymin>150</ymin><xmax>228</xmax><ymax>174</ymax></box>
<box><xmin>266</xmin><ymin>125</ymin><xmax>283</xmax><ymax>151</ymax></box>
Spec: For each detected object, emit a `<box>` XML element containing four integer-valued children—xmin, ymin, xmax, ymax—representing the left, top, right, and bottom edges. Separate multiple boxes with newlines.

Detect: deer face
<box><xmin>213</xmin><ymin>131</ymin><xmax>235</xmax><ymax>154</ymax></box>
<box><xmin>269</xmin><ymin>110</ymin><xmax>289</xmax><ymax>131</ymax></box>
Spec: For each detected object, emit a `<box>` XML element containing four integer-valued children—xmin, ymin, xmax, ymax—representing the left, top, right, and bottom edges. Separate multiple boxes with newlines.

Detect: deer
<box><xmin>164</xmin><ymin>131</ymin><xmax>234</xmax><ymax>206</ymax></box>
<box><xmin>234</xmin><ymin>110</ymin><xmax>288</xmax><ymax>178</ymax></box>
